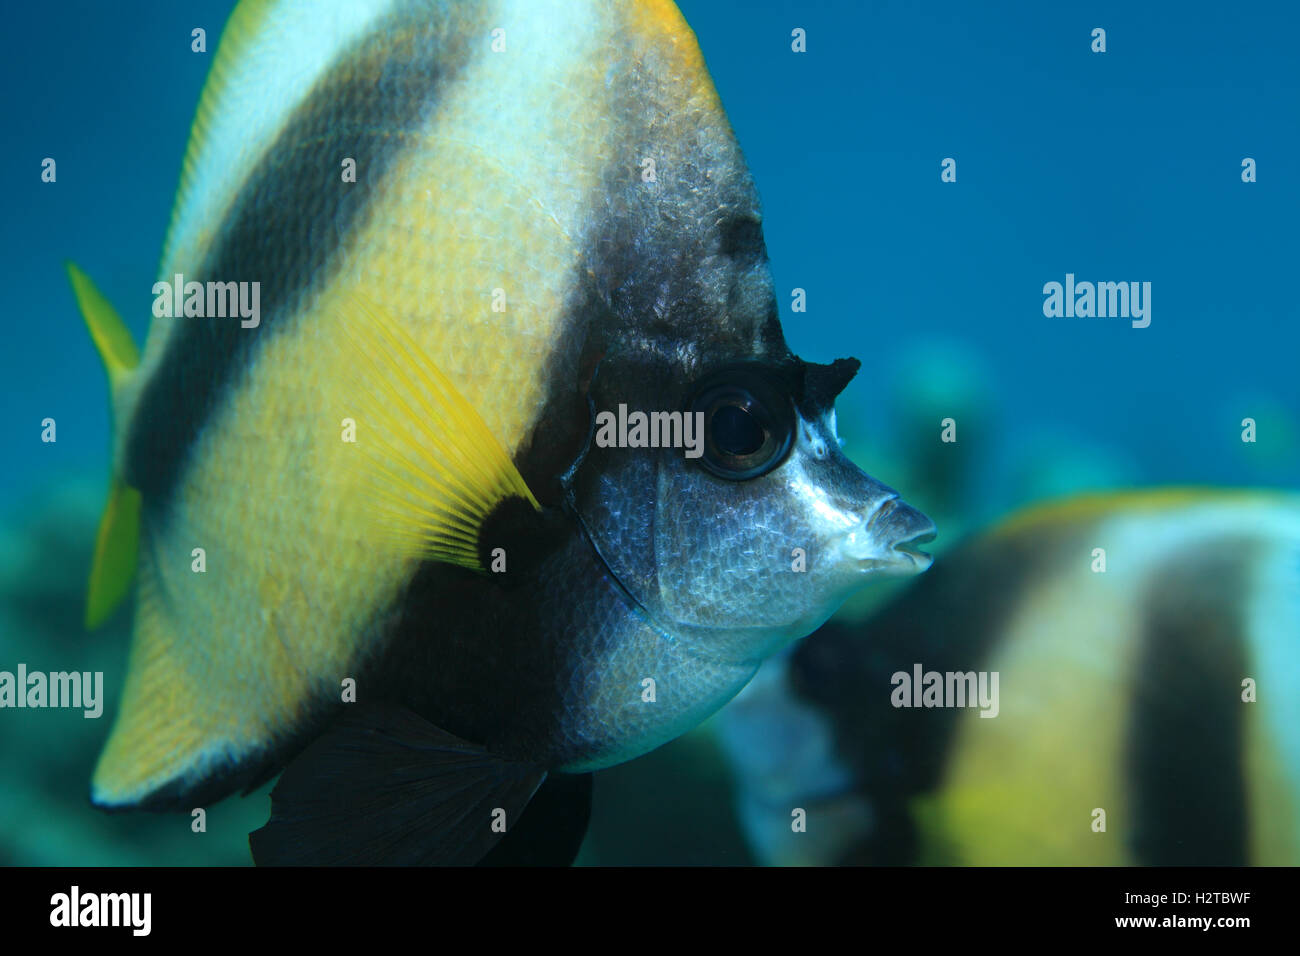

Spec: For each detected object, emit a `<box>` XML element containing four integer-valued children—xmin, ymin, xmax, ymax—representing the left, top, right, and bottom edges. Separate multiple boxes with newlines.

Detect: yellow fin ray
<box><xmin>330</xmin><ymin>293</ymin><xmax>540</xmax><ymax>571</ymax></box>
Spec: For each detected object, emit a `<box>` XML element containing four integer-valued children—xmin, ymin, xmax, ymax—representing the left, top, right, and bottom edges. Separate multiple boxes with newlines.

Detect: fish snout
<box><xmin>844</xmin><ymin>495</ymin><xmax>937</xmax><ymax>574</ymax></box>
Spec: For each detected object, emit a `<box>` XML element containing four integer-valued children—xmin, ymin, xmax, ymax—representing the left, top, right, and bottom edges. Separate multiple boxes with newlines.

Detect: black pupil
<box><xmin>712</xmin><ymin>404</ymin><xmax>765</xmax><ymax>457</ymax></box>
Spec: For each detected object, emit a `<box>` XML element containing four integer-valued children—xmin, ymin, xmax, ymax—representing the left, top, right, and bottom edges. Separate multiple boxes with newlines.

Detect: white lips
<box><xmin>844</xmin><ymin>496</ymin><xmax>937</xmax><ymax>573</ymax></box>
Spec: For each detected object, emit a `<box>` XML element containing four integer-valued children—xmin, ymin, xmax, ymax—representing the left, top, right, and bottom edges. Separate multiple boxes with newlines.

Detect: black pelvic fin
<box><xmin>477</xmin><ymin>772</ymin><xmax>593</xmax><ymax>867</ymax></box>
<box><xmin>249</xmin><ymin>704</ymin><xmax>545</xmax><ymax>866</ymax></box>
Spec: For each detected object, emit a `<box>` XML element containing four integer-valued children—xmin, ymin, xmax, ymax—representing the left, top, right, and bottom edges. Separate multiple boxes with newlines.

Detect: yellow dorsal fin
<box><xmin>333</xmin><ymin>293</ymin><xmax>540</xmax><ymax>570</ymax></box>
<box><xmin>66</xmin><ymin>261</ymin><xmax>142</xmax><ymax>628</ymax></box>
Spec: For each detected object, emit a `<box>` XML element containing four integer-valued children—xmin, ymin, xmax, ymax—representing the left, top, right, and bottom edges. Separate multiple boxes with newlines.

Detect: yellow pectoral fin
<box><xmin>329</xmin><ymin>292</ymin><xmax>540</xmax><ymax>570</ymax></box>
<box><xmin>85</xmin><ymin>478</ymin><xmax>141</xmax><ymax>629</ymax></box>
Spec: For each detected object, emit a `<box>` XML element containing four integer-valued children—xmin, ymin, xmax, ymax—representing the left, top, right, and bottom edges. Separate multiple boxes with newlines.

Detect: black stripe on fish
<box><xmin>124</xmin><ymin>5</ymin><xmax>488</xmax><ymax>512</ymax></box>
<box><xmin>506</xmin><ymin>207</ymin><xmax>794</xmax><ymax>506</ymax></box>
<box><xmin>1126</xmin><ymin>541</ymin><xmax>1251</xmax><ymax>865</ymax></box>
<box><xmin>371</xmin><ymin>525</ymin><xmax>624</xmax><ymax>768</ymax></box>
<box><xmin>581</xmin><ymin>15</ymin><xmax>793</xmax><ymax>378</ymax></box>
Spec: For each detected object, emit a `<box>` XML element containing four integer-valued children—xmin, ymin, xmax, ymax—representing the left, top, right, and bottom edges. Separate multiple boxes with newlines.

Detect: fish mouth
<box><xmin>891</xmin><ymin>526</ymin><xmax>937</xmax><ymax>568</ymax></box>
<box><xmin>854</xmin><ymin>496</ymin><xmax>937</xmax><ymax>573</ymax></box>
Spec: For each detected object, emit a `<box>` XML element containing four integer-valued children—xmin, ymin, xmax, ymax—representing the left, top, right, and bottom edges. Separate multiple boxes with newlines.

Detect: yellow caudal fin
<box><xmin>330</xmin><ymin>292</ymin><xmax>540</xmax><ymax>569</ymax></box>
<box><xmin>67</xmin><ymin>261</ymin><xmax>142</xmax><ymax>628</ymax></box>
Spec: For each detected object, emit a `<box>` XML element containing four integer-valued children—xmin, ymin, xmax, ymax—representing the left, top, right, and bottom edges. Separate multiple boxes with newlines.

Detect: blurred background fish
<box><xmin>718</xmin><ymin>488</ymin><xmax>1300</xmax><ymax>866</ymax></box>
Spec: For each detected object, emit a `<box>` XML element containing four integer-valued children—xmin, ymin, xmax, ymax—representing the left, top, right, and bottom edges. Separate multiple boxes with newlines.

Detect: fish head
<box><xmin>572</xmin><ymin>344</ymin><xmax>936</xmax><ymax>666</ymax></box>
<box><xmin>560</xmin><ymin>1</ymin><xmax>933</xmax><ymax>667</ymax></box>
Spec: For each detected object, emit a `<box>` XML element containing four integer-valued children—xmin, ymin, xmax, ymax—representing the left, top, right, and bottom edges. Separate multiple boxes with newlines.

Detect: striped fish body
<box><xmin>99</xmin><ymin>0</ymin><xmax>770</xmax><ymax>804</ymax></box>
<box><xmin>80</xmin><ymin>0</ymin><xmax>936</xmax><ymax>862</ymax></box>
<box><xmin>733</xmin><ymin>490</ymin><xmax>1300</xmax><ymax>865</ymax></box>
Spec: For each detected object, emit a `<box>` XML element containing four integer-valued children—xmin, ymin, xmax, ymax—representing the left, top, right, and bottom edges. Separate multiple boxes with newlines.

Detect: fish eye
<box><xmin>689</xmin><ymin>369</ymin><xmax>795</xmax><ymax>480</ymax></box>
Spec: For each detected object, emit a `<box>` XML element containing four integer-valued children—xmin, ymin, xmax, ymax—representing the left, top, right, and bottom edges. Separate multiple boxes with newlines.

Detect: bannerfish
<box><xmin>717</xmin><ymin>489</ymin><xmax>1300</xmax><ymax>865</ymax></box>
<box><xmin>68</xmin><ymin>0</ymin><xmax>935</xmax><ymax>865</ymax></box>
